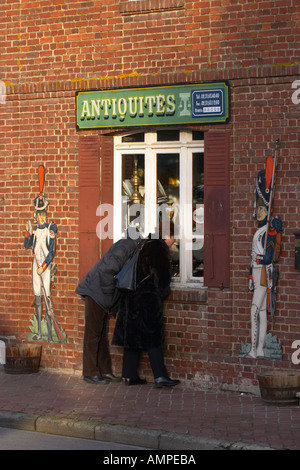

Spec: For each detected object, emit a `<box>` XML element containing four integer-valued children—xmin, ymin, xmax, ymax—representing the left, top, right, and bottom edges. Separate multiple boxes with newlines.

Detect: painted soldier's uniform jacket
<box><xmin>24</xmin><ymin>222</ymin><xmax>57</xmax><ymax>297</ymax></box>
<box><xmin>249</xmin><ymin>216</ymin><xmax>283</xmax><ymax>277</ymax></box>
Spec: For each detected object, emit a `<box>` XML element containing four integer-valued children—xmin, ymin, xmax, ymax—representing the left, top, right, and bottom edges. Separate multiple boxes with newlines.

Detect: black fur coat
<box><xmin>112</xmin><ymin>239</ymin><xmax>171</xmax><ymax>349</ymax></box>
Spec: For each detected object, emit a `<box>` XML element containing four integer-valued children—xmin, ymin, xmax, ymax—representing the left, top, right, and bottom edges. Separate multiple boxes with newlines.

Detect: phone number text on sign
<box><xmin>192</xmin><ymin>89</ymin><xmax>224</xmax><ymax>117</ymax></box>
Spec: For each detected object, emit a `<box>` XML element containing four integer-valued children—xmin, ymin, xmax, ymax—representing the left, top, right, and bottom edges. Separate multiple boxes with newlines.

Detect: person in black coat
<box><xmin>112</xmin><ymin>222</ymin><xmax>180</xmax><ymax>388</ymax></box>
<box><xmin>76</xmin><ymin>228</ymin><xmax>141</xmax><ymax>384</ymax></box>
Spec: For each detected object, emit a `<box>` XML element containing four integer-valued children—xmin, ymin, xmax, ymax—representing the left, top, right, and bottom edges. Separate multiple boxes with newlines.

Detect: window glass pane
<box><xmin>122</xmin><ymin>133</ymin><xmax>145</xmax><ymax>142</ymax></box>
<box><xmin>192</xmin><ymin>152</ymin><xmax>204</xmax><ymax>277</ymax></box>
<box><xmin>157</xmin><ymin>130</ymin><xmax>180</xmax><ymax>141</ymax></box>
<box><xmin>157</xmin><ymin>153</ymin><xmax>180</xmax><ymax>277</ymax></box>
<box><xmin>192</xmin><ymin>130</ymin><xmax>204</xmax><ymax>141</ymax></box>
<box><xmin>122</xmin><ymin>154</ymin><xmax>145</xmax><ymax>233</ymax></box>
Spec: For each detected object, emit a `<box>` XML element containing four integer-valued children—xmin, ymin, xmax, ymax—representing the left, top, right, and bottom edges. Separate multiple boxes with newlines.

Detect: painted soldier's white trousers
<box><xmin>32</xmin><ymin>226</ymin><xmax>51</xmax><ymax>297</ymax></box>
<box><xmin>249</xmin><ymin>266</ymin><xmax>267</xmax><ymax>358</ymax></box>
<box><xmin>32</xmin><ymin>259</ymin><xmax>51</xmax><ymax>297</ymax></box>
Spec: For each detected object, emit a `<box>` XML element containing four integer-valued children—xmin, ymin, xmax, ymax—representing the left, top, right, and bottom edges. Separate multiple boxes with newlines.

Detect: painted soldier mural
<box><xmin>247</xmin><ymin>140</ymin><xmax>283</xmax><ymax>359</ymax></box>
<box><xmin>24</xmin><ymin>165</ymin><xmax>65</xmax><ymax>343</ymax></box>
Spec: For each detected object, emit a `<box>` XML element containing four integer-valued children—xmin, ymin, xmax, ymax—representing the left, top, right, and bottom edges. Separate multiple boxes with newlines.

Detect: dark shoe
<box><xmin>102</xmin><ymin>373</ymin><xmax>122</xmax><ymax>382</ymax></box>
<box><xmin>83</xmin><ymin>375</ymin><xmax>109</xmax><ymax>384</ymax></box>
<box><xmin>123</xmin><ymin>377</ymin><xmax>147</xmax><ymax>386</ymax></box>
<box><xmin>154</xmin><ymin>376</ymin><xmax>180</xmax><ymax>388</ymax></box>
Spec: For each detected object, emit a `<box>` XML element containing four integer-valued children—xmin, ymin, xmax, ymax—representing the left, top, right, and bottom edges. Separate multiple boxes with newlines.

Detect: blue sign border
<box><xmin>192</xmin><ymin>89</ymin><xmax>225</xmax><ymax>118</ymax></box>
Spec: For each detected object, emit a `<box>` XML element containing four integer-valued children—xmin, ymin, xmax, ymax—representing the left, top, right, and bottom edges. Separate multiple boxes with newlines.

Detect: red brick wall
<box><xmin>0</xmin><ymin>0</ymin><xmax>299</xmax><ymax>392</ymax></box>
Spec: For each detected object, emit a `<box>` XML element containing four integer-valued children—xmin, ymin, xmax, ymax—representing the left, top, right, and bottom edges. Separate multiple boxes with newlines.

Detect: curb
<box><xmin>0</xmin><ymin>410</ymin><xmax>274</xmax><ymax>451</ymax></box>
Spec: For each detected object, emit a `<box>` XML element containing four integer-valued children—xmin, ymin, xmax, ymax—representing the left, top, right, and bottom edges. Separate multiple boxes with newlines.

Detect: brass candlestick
<box><xmin>130</xmin><ymin>157</ymin><xmax>144</xmax><ymax>204</ymax></box>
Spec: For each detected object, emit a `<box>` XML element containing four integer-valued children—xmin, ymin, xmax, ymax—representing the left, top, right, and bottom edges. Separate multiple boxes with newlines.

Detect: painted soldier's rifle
<box><xmin>33</xmin><ymin>249</ymin><xmax>64</xmax><ymax>341</ymax></box>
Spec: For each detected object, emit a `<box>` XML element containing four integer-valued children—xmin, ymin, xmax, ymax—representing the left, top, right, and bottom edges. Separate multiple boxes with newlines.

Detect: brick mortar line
<box><xmin>4</xmin><ymin>62</ymin><xmax>300</xmax><ymax>95</ymax></box>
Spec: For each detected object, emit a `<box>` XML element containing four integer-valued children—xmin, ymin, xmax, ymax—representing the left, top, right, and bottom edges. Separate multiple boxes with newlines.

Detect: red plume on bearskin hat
<box><xmin>265</xmin><ymin>155</ymin><xmax>274</xmax><ymax>194</ymax></box>
<box><xmin>34</xmin><ymin>164</ymin><xmax>49</xmax><ymax>213</ymax></box>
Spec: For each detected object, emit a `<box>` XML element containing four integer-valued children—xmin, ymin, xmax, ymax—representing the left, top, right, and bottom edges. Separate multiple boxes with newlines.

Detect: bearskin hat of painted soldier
<box><xmin>256</xmin><ymin>169</ymin><xmax>271</xmax><ymax>207</ymax></box>
<box><xmin>253</xmin><ymin>169</ymin><xmax>269</xmax><ymax>218</ymax></box>
<box><xmin>33</xmin><ymin>195</ymin><xmax>49</xmax><ymax>223</ymax></box>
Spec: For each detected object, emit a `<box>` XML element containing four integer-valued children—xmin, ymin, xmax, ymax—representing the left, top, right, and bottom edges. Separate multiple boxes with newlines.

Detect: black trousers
<box><xmin>122</xmin><ymin>347</ymin><xmax>168</xmax><ymax>380</ymax></box>
<box><xmin>83</xmin><ymin>296</ymin><xmax>112</xmax><ymax>377</ymax></box>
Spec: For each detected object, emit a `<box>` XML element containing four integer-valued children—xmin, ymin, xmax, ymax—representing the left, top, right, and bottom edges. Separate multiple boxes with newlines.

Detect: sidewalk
<box><xmin>0</xmin><ymin>367</ymin><xmax>299</xmax><ymax>450</ymax></box>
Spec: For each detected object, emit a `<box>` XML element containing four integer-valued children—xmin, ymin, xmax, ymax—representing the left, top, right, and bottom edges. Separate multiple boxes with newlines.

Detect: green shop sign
<box><xmin>76</xmin><ymin>82</ymin><xmax>230</xmax><ymax>130</ymax></box>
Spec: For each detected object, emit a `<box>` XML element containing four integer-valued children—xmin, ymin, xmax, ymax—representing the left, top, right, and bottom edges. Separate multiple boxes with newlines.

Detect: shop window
<box><xmin>78</xmin><ymin>130</ymin><xmax>230</xmax><ymax>288</ymax></box>
<box><xmin>114</xmin><ymin>130</ymin><xmax>205</xmax><ymax>285</ymax></box>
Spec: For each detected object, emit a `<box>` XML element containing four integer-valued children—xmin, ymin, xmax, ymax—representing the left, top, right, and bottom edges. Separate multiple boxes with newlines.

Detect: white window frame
<box><xmin>113</xmin><ymin>130</ymin><xmax>204</xmax><ymax>286</ymax></box>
